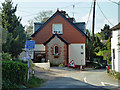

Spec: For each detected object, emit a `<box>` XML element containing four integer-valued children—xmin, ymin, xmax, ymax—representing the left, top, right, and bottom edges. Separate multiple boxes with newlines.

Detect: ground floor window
<box><xmin>54</xmin><ymin>46</ymin><xmax>59</xmax><ymax>55</ymax></box>
<box><xmin>113</xmin><ymin>49</ymin><xmax>115</xmax><ymax>69</ymax></box>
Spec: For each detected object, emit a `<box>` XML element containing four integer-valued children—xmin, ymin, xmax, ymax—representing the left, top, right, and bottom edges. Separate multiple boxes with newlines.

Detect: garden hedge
<box><xmin>2</xmin><ymin>61</ymin><xmax>28</xmax><ymax>87</ymax></box>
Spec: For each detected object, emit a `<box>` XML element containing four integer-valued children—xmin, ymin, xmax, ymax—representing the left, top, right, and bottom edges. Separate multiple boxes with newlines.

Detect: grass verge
<box><xmin>107</xmin><ymin>69</ymin><xmax>120</xmax><ymax>80</ymax></box>
<box><xmin>24</xmin><ymin>76</ymin><xmax>47</xmax><ymax>88</ymax></box>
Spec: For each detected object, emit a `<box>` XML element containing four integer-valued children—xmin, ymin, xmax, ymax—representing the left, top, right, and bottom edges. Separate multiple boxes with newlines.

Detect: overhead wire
<box><xmin>97</xmin><ymin>2</ymin><xmax>114</xmax><ymax>26</ymax></box>
<box><xmin>86</xmin><ymin>1</ymin><xmax>93</xmax><ymax>26</ymax></box>
<box><xmin>18</xmin><ymin>2</ymin><xmax>89</xmax><ymax>17</ymax></box>
<box><xmin>108</xmin><ymin>0</ymin><xmax>120</xmax><ymax>5</ymax></box>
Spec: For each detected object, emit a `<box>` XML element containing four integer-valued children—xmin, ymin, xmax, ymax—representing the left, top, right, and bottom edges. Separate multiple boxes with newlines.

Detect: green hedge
<box><xmin>2</xmin><ymin>61</ymin><xmax>28</xmax><ymax>88</ymax></box>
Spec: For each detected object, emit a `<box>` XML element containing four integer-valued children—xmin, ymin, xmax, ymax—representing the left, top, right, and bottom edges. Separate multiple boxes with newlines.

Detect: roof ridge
<box><xmin>31</xmin><ymin>10</ymin><xmax>87</xmax><ymax>37</ymax></box>
<box><xmin>44</xmin><ymin>34</ymin><xmax>70</xmax><ymax>45</ymax></box>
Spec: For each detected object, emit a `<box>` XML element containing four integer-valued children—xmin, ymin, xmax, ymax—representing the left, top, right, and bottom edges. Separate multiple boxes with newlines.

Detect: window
<box><xmin>81</xmin><ymin>45</ymin><xmax>83</xmax><ymax>49</ymax></box>
<box><xmin>81</xmin><ymin>52</ymin><xmax>84</xmax><ymax>54</ymax></box>
<box><xmin>113</xmin><ymin>49</ymin><xmax>115</xmax><ymax>69</ymax></box>
<box><xmin>53</xmin><ymin>24</ymin><xmax>63</xmax><ymax>34</ymax></box>
<box><xmin>113</xmin><ymin>49</ymin><xmax>115</xmax><ymax>59</ymax></box>
<box><xmin>54</xmin><ymin>46</ymin><xmax>59</xmax><ymax>55</ymax></box>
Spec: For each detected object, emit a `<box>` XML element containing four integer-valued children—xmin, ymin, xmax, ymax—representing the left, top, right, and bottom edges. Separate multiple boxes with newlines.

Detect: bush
<box><xmin>13</xmin><ymin>58</ymin><xmax>28</xmax><ymax>64</ymax></box>
<box><xmin>59</xmin><ymin>64</ymin><xmax>64</xmax><ymax>67</ymax></box>
<box><xmin>2</xmin><ymin>61</ymin><xmax>28</xmax><ymax>89</ymax></box>
<box><xmin>2</xmin><ymin>52</ymin><xmax>12</xmax><ymax>61</ymax></box>
<box><xmin>50</xmin><ymin>62</ymin><xmax>58</xmax><ymax>66</ymax></box>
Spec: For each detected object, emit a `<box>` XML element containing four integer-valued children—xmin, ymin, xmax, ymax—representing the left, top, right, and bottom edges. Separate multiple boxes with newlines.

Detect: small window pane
<box><xmin>54</xmin><ymin>46</ymin><xmax>59</xmax><ymax>55</ymax></box>
<box><xmin>81</xmin><ymin>45</ymin><xmax>83</xmax><ymax>49</ymax></box>
<box><xmin>81</xmin><ymin>52</ymin><xmax>84</xmax><ymax>54</ymax></box>
<box><xmin>53</xmin><ymin>24</ymin><xmax>63</xmax><ymax>34</ymax></box>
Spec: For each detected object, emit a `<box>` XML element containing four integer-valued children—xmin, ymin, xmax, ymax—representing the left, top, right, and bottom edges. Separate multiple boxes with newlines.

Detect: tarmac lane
<box><xmin>28</xmin><ymin>66</ymin><xmax>119</xmax><ymax>89</ymax></box>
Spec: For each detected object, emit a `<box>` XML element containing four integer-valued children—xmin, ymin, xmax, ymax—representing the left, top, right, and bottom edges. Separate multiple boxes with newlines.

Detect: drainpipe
<box><xmin>67</xmin><ymin>44</ymin><xmax>69</xmax><ymax>65</ymax></box>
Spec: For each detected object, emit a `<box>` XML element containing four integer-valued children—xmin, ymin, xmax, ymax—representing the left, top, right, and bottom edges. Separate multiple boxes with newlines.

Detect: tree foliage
<box><xmin>2</xmin><ymin>1</ymin><xmax>26</xmax><ymax>57</ymax></box>
<box><xmin>87</xmin><ymin>24</ymin><xmax>111</xmax><ymax>64</ymax></box>
<box><xmin>118</xmin><ymin>34</ymin><xmax>120</xmax><ymax>51</ymax></box>
<box><xmin>25</xmin><ymin>10</ymin><xmax>53</xmax><ymax>39</ymax></box>
<box><xmin>34</xmin><ymin>10</ymin><xmax>53</xmax><ymax>23</ymax></box>
<box><xmin>99</xmin><ymin>24</ymin><xmax>111</xmax><ymax>40</ymax></box>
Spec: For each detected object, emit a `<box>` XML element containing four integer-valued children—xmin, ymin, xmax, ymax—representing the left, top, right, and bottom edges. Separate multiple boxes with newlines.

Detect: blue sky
<box><xmin>0</xmin><ymin>0</ymin><xmax>119</xmax><ymax>33</ymax></box>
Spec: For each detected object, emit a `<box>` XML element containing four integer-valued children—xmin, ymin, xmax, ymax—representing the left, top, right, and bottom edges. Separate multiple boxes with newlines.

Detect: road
<box><xmin>32</xmin><ymin>66</ymin><xmax>120</xmax><ymax>89</ymax></box>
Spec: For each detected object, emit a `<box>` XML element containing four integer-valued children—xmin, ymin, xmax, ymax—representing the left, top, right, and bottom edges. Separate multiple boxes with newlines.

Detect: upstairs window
<box><xmin>52</xmin><ymin>24</ymin><xmax>63</xmax><ymax>34</ymax></box>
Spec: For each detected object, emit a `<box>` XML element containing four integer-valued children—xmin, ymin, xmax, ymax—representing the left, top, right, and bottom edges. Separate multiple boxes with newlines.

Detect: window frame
<box><xmin>52</xmin><ymin>24</ymin><xmax>63</xmax><ymax>34</ymax></box>
<box><xmin>54</xmin><ymin>46</ymin><xmax>59</xmax><ymax>55</ymax></box>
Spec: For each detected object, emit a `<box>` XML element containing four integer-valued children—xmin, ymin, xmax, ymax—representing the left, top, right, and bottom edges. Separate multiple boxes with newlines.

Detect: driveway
<box><xmin>32</xmin><ymin>66</ymin><xmax>120</xmax><ymax>89</ymax></box>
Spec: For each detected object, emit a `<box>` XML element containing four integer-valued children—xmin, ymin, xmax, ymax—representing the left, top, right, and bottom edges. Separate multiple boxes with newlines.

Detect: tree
<box><xmin>34</xmin><ymin>10</ymin><xmax>53</xmax><ymax>22</ymax></box>
<box><xmin>25</xmin><ymin>10</ymin><xmax>53</xmax><ymax>39</ymax></box>
<box><xmin>118</xmin><ymin>34</ymin><xmax>120</xmax><ymax>51</ymax></box>
<box><xmin>93</xmin><ymin>36</ymin><xmax>104</xmax><ymax>53</ymax></box>
<box><xmin>0</xmin><ymin>13</ymin><xmax>2</xmax><ymax>53</ymax></box>
<box><xmin>2</xmin><ymin>1</ymin><xmax>26</xmax><ymax>57</ymax></box>
<box><xmin>25</xmin><ymin>19</ymin><xmax>34</xmax><ymax>40</ymax></box>
<box><xmin>86</xmin><ymin>29</ymin><xmax>92</xmax><ymax>60</ymax></box>
<box><xmin>99</xmin><ymin>24</ymin><xmax>111</xmax><ymax>40</ymax></box>
<box><xmin>106</xmin><ymin>37</ymin><xmax>111</xmax><ymax>64</ymax></box>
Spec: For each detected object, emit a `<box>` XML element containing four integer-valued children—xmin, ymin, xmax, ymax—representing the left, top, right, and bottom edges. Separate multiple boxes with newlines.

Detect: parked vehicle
<box><xmin>94</xmin><ymin>63</ymin><xmax>101</xmax><ymax>69</ymax></box>
<box><xmin>99</xmin><ymin>63</ymin><xmax>107</xmax><ymax>68</ymax></box>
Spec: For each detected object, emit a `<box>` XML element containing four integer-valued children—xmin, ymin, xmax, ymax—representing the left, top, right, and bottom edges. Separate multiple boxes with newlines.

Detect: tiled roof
<box><xmin>43</xmin><ymin>34</ymin><xmax>70</xmax><ymax>45</ymax></box>
<box><xmin>31</xmin><ymin>10</ymin><xmax>87</xmax><ymax>37</ymax></box>
<box><xmin>111</xmin><ymin>22</ymin><xmax>120</xmax><ymax>30</ymax></box>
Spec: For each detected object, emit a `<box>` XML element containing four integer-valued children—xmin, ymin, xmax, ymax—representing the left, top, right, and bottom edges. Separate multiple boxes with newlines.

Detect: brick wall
<box><xmin>32</xmin><ymin>13</ymin><xmax>86</xmax><ymax>44</ymax></box>
<box><xmin>46</xmin><ymin>36</ymin><xmax>67</xmax><ymax>65</ymax></box>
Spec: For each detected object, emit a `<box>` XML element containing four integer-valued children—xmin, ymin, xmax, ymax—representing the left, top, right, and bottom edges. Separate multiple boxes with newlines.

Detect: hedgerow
<box><xmin>2</xmin><ymin>61</ymin><xmax>28</xmax><ymax>89</ymax></box>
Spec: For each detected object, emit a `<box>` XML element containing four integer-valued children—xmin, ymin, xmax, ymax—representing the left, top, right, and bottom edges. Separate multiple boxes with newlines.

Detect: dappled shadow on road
<box><xmin>27</xmin><ymin>77</ymin><xmax>111</xmax><ymax>90</ymax></box>
<box><xmin>32</xmin><ymin>66</ymin><xmax>116</xmax><ymax>89</ymax></box>
<box><xmin>33</xmin><ymin>66</ymin><xmax>82</xmax><ymax>80</ymax></box>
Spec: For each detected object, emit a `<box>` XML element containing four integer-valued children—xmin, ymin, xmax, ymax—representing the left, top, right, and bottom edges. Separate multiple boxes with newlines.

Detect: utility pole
<box><xmin>91</xmin><ymin>0</ymin><xmax>96</xmax><ymax>61</ymax></box>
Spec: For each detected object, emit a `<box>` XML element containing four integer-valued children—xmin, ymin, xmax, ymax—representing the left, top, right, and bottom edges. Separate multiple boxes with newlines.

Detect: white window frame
<box><xmin>52</xmin><ymin>24</ymin><xmax>63</xmax><ymax>34</ymax></box>
<box><xmin>54</xmin><ymin>46</ymin><xmax>59</xmax><ymax>55</ymax></box>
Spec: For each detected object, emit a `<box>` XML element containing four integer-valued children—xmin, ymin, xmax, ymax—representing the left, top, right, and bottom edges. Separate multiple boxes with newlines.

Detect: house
<box><xmin>31</xmin><ymin>10</ymin><xmax>88</xmax><ymax>68</ymax></box>
<box><xmin>118</xmin><ymin>1</ymin><xmax>120</xmax><ymax>22</ymax></box>
<box><xmin>111</xmin><ymin>22</ymin><xmax>120</xmax><ymax>72</ymax></box>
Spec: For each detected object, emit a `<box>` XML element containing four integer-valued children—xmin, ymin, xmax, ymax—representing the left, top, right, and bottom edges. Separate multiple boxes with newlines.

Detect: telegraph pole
<box><xmin>91</xmin><ymin>0</ymin><xmax>96</xmax><ymax>61</ymax></box>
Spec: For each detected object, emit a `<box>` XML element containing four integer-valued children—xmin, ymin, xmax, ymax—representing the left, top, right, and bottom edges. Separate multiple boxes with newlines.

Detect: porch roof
<box><xmin>43</xmin><ymin>34</ymin><xmax>70</xmax><ymax>45</ymax></box>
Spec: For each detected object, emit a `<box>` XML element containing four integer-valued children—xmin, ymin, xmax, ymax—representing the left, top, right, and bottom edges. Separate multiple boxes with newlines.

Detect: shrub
<box><xmin>13</xmin><ymin>58</ymin><xmax>28</xmax><ymax>64</ymax></box>
<box><xmin>2</xmin><ymin>61</ymin><xmax>28</xmax><ymax>88</ymax></box>
<box><xmin>2</xmin><ymin>52</ymin><xmax>12</xmax><ymax>61</ymax></box>
<box><xmin>50</xmin><ymin>62</ymin><xmax>58</xmax><ymax>66</ymax></box>
<box><xmin>59</xmin><ymin>64</ymin><xmax>64</xmax><ymax>67</ymax></box>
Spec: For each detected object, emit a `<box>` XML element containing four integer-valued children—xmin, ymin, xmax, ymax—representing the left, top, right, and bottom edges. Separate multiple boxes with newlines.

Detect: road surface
<box><xmin>31</xmin><ymin>67</ymin><xmax>120</xmax><ymax>89</ymax></box>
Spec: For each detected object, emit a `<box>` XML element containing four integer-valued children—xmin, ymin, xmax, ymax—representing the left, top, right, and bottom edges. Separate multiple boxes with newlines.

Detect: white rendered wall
<box><xmin>118</xmin><ymin>30</ymin><xmax>120</xmax><ymax>72</ymax></box>
<box><xmin>69</xmin><ymin>44</ymin><xmax>85</xmax><ymax>65</ymax></box>
<box><xmin>118</xmin><ymin>1</ymin><xmax>120</xmax><ymax>22</ymax></box>
<box><xmin>111</xmin><ymin>29</ymin><xmax>120</xmax><ymax>72</ymax></box>
<box><xmin>34</xmin><ymin>60</ymin><xmax>50</xmax><ymax>70</ymax></box>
